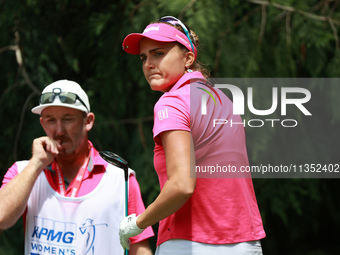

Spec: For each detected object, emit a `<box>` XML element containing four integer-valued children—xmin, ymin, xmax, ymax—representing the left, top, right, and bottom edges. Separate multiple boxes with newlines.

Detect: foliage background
<box><xmin>1</xmin><ymin>0</ymin><xmax>340</xmax><ymax>254</ymax></box>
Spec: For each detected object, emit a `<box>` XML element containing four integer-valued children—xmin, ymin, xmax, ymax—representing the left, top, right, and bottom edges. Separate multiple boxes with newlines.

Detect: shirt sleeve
<box><xmin>153</xmin><ymin>91</ymin><xmax>190</xmax><ymax>144</ymax></box>
<box><xmin>128</xmin><ymin>174</ymin><xmax>155</xmax><ymax>244</ymax></box>
<box><xmin>1</xmin><ymin>162</ymin><xmax>19</xmax><ymax>189</ymax></box>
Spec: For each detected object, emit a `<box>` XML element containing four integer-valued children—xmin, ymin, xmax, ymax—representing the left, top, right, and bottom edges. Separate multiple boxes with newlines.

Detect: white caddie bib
<box><xmin>17</xmin><ymin>160</ymin><xmax>131</xmax><ymax>255</ymax></box>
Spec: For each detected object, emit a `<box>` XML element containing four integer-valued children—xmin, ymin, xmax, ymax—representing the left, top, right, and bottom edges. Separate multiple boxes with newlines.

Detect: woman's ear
<box><xmin>185</xmin><ymin>52</ymin><xmax>195</xmax><ymax>69</ymax></box>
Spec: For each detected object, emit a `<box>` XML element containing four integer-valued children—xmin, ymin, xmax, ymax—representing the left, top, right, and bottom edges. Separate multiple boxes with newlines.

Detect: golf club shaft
<box><xmin>98</xmin><ymin>151</ymin><xmax>129</xmax><ymax>255</ymax></box>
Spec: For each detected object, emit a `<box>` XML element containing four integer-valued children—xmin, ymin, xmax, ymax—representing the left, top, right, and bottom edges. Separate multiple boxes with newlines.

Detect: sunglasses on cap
<box><xmin>158</xmin><ymin>16</ymin><xmax>195</xmax><ymax>53</ymax></box>
<box><xmin>39</xmin><ymin>88</ymin><xmax>89</xmax><ymax>112</ymax></box>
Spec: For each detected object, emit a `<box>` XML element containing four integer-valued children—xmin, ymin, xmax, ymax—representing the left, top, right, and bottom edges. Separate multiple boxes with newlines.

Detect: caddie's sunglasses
<box><xmin>40</xmin><ymin>88</ymin><xmax>89</xmax><ymax>112</ymax></box>
<box><xmin>158</xmin><ymin>16</ymin><xmax>195</xmax><ymax>53</ymax></box>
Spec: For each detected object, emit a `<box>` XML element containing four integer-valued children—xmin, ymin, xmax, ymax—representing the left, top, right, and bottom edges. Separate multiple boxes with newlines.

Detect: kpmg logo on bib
<box><xmin>79</xmin><ymin>218</ymin><xmax>108</xmax><ymax>255</ymax></box>
<box><xmin>30</xmin><ymin>217</ymin><xmax>108</xmax><ymax>255</ymax></box>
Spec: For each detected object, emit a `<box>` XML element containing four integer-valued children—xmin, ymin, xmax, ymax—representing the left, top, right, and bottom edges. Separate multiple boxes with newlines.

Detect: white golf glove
<box><xmin>119</xmin><ymin>214</ymin><xmax>144</xmax><ymax>250</ymax></box>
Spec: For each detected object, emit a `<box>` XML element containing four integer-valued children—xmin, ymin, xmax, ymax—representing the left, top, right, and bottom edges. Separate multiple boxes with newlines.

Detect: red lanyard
<box><xmin>53</xmin><ymin>156</ymin><xmax>90</xmax><ymax>197</ymax></box>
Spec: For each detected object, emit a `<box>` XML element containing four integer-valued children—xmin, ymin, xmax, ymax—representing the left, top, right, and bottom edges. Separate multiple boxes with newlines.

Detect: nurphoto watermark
<box><xmin>190</xmin><ymin>78</ymin><xmax>339</xmax><ymax>179</ymax></box>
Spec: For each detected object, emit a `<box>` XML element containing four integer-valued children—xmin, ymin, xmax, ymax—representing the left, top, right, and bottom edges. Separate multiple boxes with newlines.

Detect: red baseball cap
<box><xmin>122</xmin><ymin>23</ymin><xmax>197</xmax><ymax>58</ymax></box>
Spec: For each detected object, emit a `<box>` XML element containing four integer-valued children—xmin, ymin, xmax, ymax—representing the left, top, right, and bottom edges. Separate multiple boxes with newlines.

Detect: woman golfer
<box><xmin>119</xmin><ymin>16</ymin><xmax>266</xmax><ymax>254</ymax></box>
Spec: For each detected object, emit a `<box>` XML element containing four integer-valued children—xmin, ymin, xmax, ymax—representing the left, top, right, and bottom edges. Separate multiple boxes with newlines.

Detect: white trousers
<box><xmin>155</xmin><ymin>239</ymin><xmax>263</xmax><ymax>255</ymax></box>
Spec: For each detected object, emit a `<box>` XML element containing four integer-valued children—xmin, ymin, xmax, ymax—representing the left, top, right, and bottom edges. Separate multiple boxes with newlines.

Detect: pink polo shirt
<box><xmin>153</xmin><ymin>72</ymin><xmax>265</xmax><ymax>246</ymax></box>
<box><xmin>1</xmin><ymin>141</ymin><xmax>154</xmax><ymax>244</ymax></box>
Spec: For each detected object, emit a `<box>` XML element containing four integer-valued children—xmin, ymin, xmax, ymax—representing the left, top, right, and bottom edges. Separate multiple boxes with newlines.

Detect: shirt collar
<box><xmin>169</xmin><ymin>71</ymin><xmax>205</xmax><ymax>92</ymax></box>
<box><xmin>86</xmin><ymin>140</ymin><xmax>107</xmax><ymax>171</ymax></box>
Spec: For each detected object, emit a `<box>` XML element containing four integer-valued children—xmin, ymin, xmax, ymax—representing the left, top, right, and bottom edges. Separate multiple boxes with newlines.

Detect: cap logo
<box><xmin>144</xmin><ymin>26</ymin><xmax>159</xmax><ymax>33</ymax></box>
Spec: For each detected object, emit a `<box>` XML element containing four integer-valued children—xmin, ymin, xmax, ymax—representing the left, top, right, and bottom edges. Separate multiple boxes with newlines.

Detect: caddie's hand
<box><xmin>31</xmin><ymin>136</ymin><xmax>60</xmax><ymax>170</ymax></box>
<box><xmin>119</xmin><ymin>214</ymin><xmax>144</xmax><ymax>250</ymax></box>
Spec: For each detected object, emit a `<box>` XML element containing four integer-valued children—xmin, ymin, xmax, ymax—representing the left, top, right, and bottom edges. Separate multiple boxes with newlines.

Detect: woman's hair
<box><xmin>154</xmin><ymin>21</ymin><xmax>211</xmax><ymax>78</ymax></box>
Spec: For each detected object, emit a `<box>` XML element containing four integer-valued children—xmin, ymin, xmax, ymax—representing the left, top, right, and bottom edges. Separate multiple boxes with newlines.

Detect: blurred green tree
<box><xmin>1</xmin><ymin>0</ymin><xmax>339</xmax><ymax>254</ymax></box>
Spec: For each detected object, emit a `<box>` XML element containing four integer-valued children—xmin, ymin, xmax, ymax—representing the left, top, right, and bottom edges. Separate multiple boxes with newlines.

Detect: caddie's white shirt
<box><xmin>17</xmin><ymin>160</ymin><xmax>130</xmax><ymax>255</ymax></box>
